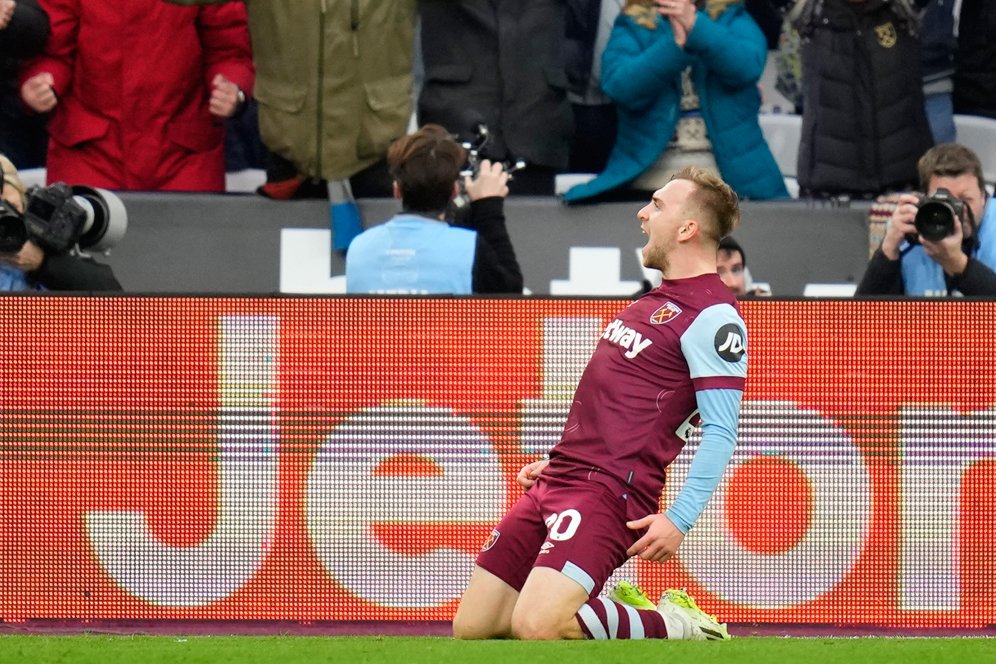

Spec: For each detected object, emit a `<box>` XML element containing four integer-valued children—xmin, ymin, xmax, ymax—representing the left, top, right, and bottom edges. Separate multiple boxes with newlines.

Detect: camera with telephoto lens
<box><xmin>0</xmin><ymin>183</ymin><xmax>127</xmax><ymax>255</ymax></box>
<box><xmin>911</xmin><ymin>187</ymin><xmax>969</xmax><ymax>243</ymax></box>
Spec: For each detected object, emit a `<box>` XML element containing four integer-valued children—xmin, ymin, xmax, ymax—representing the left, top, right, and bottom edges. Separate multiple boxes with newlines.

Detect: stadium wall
<box><xmin>0</xmin><ymin>296</ymin><xmax>992</xmax><ymax>629</ymax></box>
<box><xmin>102</xmin><ymin>194</ymin><xmax>871</xmax><ymax>296</ymax></box>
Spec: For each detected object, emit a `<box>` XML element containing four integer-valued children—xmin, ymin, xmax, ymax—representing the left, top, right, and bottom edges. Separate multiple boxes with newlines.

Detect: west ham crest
<box><xmin>481</xmin><ymin>529</ymin><xmax>501</xmax><ymax>552</ymax></box>
<box><xmin>650</xmin><ymin>302</ymin><xmax>682</xmax><ymax>325</ymax></box>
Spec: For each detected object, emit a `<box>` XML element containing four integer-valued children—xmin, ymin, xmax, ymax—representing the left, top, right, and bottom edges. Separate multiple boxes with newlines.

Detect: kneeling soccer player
<box><xmin>453</xmin><ymin>167</ymin><xmax>747</xmax><ymax>641</ymax></box>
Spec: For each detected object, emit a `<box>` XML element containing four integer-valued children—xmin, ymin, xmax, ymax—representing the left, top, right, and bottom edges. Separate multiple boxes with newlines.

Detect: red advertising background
<box><xmin>0</xmin><ymin>297</ymin><xmax>992</xmax><ymax>628</ymax></box>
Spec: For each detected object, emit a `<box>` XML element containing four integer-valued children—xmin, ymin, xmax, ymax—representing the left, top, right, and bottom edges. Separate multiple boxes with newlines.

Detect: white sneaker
<box><xmin>656</xmin><ymin>588</ymin><xmax>731</xmax><ymax>641</ymax></box>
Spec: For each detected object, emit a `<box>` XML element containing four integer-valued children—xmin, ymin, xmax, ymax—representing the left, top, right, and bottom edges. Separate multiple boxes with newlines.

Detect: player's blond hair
<box><xmin>670</xmin><ymin>166</ymin><xmax>741</xmax><ymax>243</ymax></box>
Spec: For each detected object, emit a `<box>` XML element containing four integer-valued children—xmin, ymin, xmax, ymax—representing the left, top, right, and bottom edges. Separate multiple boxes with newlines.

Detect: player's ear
<box><xmin>679</xmin><ymin>218</ymin><xmax>699</xmax><ymax>241</ymax></box>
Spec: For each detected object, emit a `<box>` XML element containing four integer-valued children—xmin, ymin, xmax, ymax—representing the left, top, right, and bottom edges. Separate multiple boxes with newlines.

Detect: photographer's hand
<box><xmin>881</xmin><ymin>194</ymin><xmax>920</xmax><ymax>260</ymax></box>
<box><xmin>922</xmin><ymin>218</ymin><xmax>969</xmax><ymax>277</ymax></box>
<box><xmin>0</xmin><ymin>240</ymin><xmax>44</xmax><ymax>272</ymax></box>
<box><xmin>464</xmin><ymin>159</ymin><xmax>509</xmax><ymax>201</ymax></box>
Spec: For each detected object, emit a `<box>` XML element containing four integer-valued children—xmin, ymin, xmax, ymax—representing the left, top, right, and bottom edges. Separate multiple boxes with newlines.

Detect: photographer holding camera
<box><xmin>345</xmin><ymin>124</ymin><xmax>523</xmax><ymax>295</ymax></box>
<box><xmin>0</xmin><ymin>154</ymin><xmax>122</xmax><ymax>292</ymax></box>
<box><xmin>856</xmin><ymin>143</ymin><xmax>996</xmax><ymax>296</ymax></box>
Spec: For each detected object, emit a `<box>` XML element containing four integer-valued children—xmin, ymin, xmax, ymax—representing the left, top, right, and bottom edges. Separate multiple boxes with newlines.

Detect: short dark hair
<box><xmin>387</xmin><ymin>124</ymin><xmax>467</xmax><ymax>215</ymax></box>
<box><xmin>917</xmin><ymin>143</ymin><xmax>986</xmax><ymax>195</ymax></box>
<box><xmin>718</xmin><ymin>235</ymin><xmax>745</xmax><ymax>265</ymax></box>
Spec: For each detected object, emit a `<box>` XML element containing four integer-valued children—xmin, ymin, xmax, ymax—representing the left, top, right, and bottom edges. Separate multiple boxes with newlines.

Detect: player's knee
<box><xmin>451</xmin><ymin>615</ymin><xmax>487</xmax><ymax>640</ymax></box>
<box><xmin>510</xmin><ymin>611</ymin><xmax>563</xmax><ymax>641</ymax></box>
<box><xmin>452</xmin><ymin>609</ymin><xmax>505</xmax><ymax>640</ymax></box>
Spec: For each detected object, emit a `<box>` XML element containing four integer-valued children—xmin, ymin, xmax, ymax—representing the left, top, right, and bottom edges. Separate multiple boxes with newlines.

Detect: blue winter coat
<box><xmin>563</xmin><ymin>4</ymin><xmax>787</xmax><ymax>202</ymax></box>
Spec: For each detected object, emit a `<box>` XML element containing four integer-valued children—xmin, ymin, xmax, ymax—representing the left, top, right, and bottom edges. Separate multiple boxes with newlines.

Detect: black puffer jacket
<box><xmin>794</xmin><ymin>0</ymin><xmax>933</xmax><ymax>196</ymax></box>
<box><xmin>953</xmin><ymin>0</ymin><xmax>996</xmax><ymax>119</ymax></box>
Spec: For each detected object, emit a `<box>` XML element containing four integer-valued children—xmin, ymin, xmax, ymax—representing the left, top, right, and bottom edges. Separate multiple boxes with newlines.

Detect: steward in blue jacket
<box><xmin>346</xmin><ymin>124</ymin><xmax>523</xmax><ymax>295</ymax></box>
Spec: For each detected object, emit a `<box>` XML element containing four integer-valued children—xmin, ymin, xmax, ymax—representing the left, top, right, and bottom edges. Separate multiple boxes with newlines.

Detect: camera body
<box><xmin>458</xmin><ymin>123</ymin><xmax>527</xmax><ymax>182</ymax></box>
<box><xmin>451</xmin><ymin>123</ymin><xmax>526</xmax><ymax>215</ymax></box>
<box><xmin>0</xmin><ymin>183</ymin><xmax>127</xmax><ymax>255</ymax></box>
<box><xmin>910</xmin><ymin>187</ymin><xmax>969</xmax><ymax>243</ymax></box>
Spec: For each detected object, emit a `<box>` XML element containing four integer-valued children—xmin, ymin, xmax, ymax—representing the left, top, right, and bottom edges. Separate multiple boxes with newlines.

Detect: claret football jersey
<box><xmin>544</xmin><ymin>272</ymin><xmax>748</xmax><ymax>519</ymax></box>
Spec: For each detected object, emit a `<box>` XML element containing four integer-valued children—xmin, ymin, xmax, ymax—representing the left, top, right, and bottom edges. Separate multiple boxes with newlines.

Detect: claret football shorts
<box><xmin>475</xmin><ymin>473</ymin><xmax>639</xmax><ymax>598</ymax></box>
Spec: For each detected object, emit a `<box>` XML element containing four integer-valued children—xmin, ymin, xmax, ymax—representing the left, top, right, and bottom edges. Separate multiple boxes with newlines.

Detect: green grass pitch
<box><xmin>1</xmin><ymin>635</ymin><xmax>994</xmax><ymax>664</ymax></box>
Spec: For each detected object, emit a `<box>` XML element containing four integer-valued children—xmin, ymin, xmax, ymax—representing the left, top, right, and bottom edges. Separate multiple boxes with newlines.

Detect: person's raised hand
<box><xmin>465</xmin><ymin>159</ymin><xmax>510</xmax><ymax>201</ymax></box>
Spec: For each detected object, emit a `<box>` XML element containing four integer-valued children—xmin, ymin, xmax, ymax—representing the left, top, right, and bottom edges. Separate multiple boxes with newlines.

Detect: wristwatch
<box><xmin>236</xmin><ymin>87</ymin><xmax>246</xmax><ymax>106</ymax></box>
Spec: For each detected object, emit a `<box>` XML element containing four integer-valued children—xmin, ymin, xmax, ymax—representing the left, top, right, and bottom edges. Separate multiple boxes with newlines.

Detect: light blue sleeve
<box><xmin>664</xmin><ymin>388</ymin><xmax>743</xmax><ymax>534</ymax></box>
<box><xmin>665</xmin><ymin>302</ymin><xmax>747</xmax><ymax>534</ymax></box>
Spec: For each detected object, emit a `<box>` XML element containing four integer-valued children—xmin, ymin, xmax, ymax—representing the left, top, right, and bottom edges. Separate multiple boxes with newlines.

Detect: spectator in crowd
<box><xmin>169</xmin><ymin>0</ymin><xmax>415</xmax><ymax>252</ymax></box>
<box><xmin>189</xmin><ymin>1</ymin><xmax>415</xmax><ymax>201</ymax></box>
<box><xmin>346</xmin><ymin>125</ymin><xmax>523</xmax><ymax>295</ymax></box>
<box><xmin>565</xmin><ymin>0</ymin><xmax>623</xmax><ymax>174</ymax></box>
<box><xmin>792</xmin><ymin>0</ymin><xmax>933</xmax><ymax>198</ymax></box>
<box><xmin>0</xmin><ymin>0</ymin><xmax>49</xmax><ymax>168</ymax></box>
<box><xmin>717</xmin><ymin>235</ymin><xmax>770</xmax><ymax>296</ymax></box>
<box><xmin>856</xmin><ymin>143</ymin><xmax>996</xmax><ymax>296</ymax></box>
<box><xmin>19</xmin><ymin>0</ymin><xmax>253</xmax><ymax>192</ymax></box>
<box><xmin>918</xmin><ymin>0</ymin><xmax>957</xmax><ymax>144</ymax></box>
<box><xmin>953</xmin><ymin>0</ymin><xmax>996</xmax><ymax>120</ymax></box>
<box><xmin>563</xmin><ymin>0</ymin><xmax>788</xmax><ymax>204</ymax></box>
<box><xmin>743</xmin><ymin>0</ymin><xmax>793</xmax><ymax>50</ymax></box>
<box><xmin>418</xmin><ymin>0</ymin><xmax>573</xmax><ymax>195</ymax></box>
<box><xmin>0</xmin><ymin>154</ymin><xmax>122</xmax><ymax>291</ymax></box>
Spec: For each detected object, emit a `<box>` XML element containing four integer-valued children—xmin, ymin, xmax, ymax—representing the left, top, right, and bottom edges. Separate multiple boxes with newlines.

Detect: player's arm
<box><xmin>627</xmin><ymin>389</ymin><xmax>742</xmax><ymax>561</ymax></box>
<box><xmin>664</xmin><ymin>388</ymin><xmax>742</xmax><ymax>532</ymax></box>
<box><xmin>665</xmin><ymin>303</ymin><xmax>747</xmax><ymax>532</ymax></box>
<box><xmin>627</xmin><ymin>304</ymin><xmax>747</xmax><ymax>562</ymax></box>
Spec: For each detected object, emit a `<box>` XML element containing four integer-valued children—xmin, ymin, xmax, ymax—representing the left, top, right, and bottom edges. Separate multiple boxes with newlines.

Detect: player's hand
<box><xmin>209</xmin><ymin>73</ymin><xmax>243</xmax><ymax>119</ymax></box>
<box><xmin>516</xmin><ymin>458</ymin><xmax>549</xmax><ymax>490</ymax></box>
<box><xmin>21</xmin><ymin>72</ymin><xmax>57</xmax><ymax>113</ymax></box>
<box><xmin>881</xmin><ymin>193</ymin><xmax>920</xmax><ymax>260</ymax></box>
<box><xmin>464</xmin><ymin>159</ymin><xmax>509</xmax><ymax>201</ymax></box>
<box><xmin>626</xmin><ymin>513</ymin><xmax>685</xmax><ymax>563</ymax></box>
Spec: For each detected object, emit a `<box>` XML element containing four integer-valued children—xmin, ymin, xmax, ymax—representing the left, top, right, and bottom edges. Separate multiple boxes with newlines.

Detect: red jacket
<box><xmin>22</xmin><ymin>0</ymin><xmax>254</xmax><ymax>191</ymax></box>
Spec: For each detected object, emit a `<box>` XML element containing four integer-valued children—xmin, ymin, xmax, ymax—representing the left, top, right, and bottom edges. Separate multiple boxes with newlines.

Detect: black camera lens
<box><xmin>0</xmin><ymin>206</ymin><xmax>27</xmax><ymax>254</ymax></box>
<box><xmin>914</xmin><ymin>201</ymin><xmax>957</xmax><ymax>243</ymax></box>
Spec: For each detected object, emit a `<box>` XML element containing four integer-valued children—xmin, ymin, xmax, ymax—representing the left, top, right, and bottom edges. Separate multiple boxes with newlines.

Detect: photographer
<box><xmin>345</xmin><ymin>124</ymin><xmax>523</xmax><ymax>295</ymax></box>
<box><xmin>856</xmin><ymin>143</ymin><xmax>996</xmax><ymax>296</ymax></box>
<box><xmin>0</xmin><ymin>154</ymin><xmax>122</xmax><ymax>292</ymax></box>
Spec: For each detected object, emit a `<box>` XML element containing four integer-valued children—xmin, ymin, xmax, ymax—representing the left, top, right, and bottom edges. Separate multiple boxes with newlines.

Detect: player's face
<box><xmin>716</xmin><ymin>249</ymin><xmax>746</xmax><ymax>295</ymax></box>
<box><xmin>927</xmin><ymin>173</ymin><xmax>986</xmax><ymax>239</ymax></box>
<box><xmin>637</xmin><ymin>179</ymin><xmax>694</xmax><ymax>272</ymax></box>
